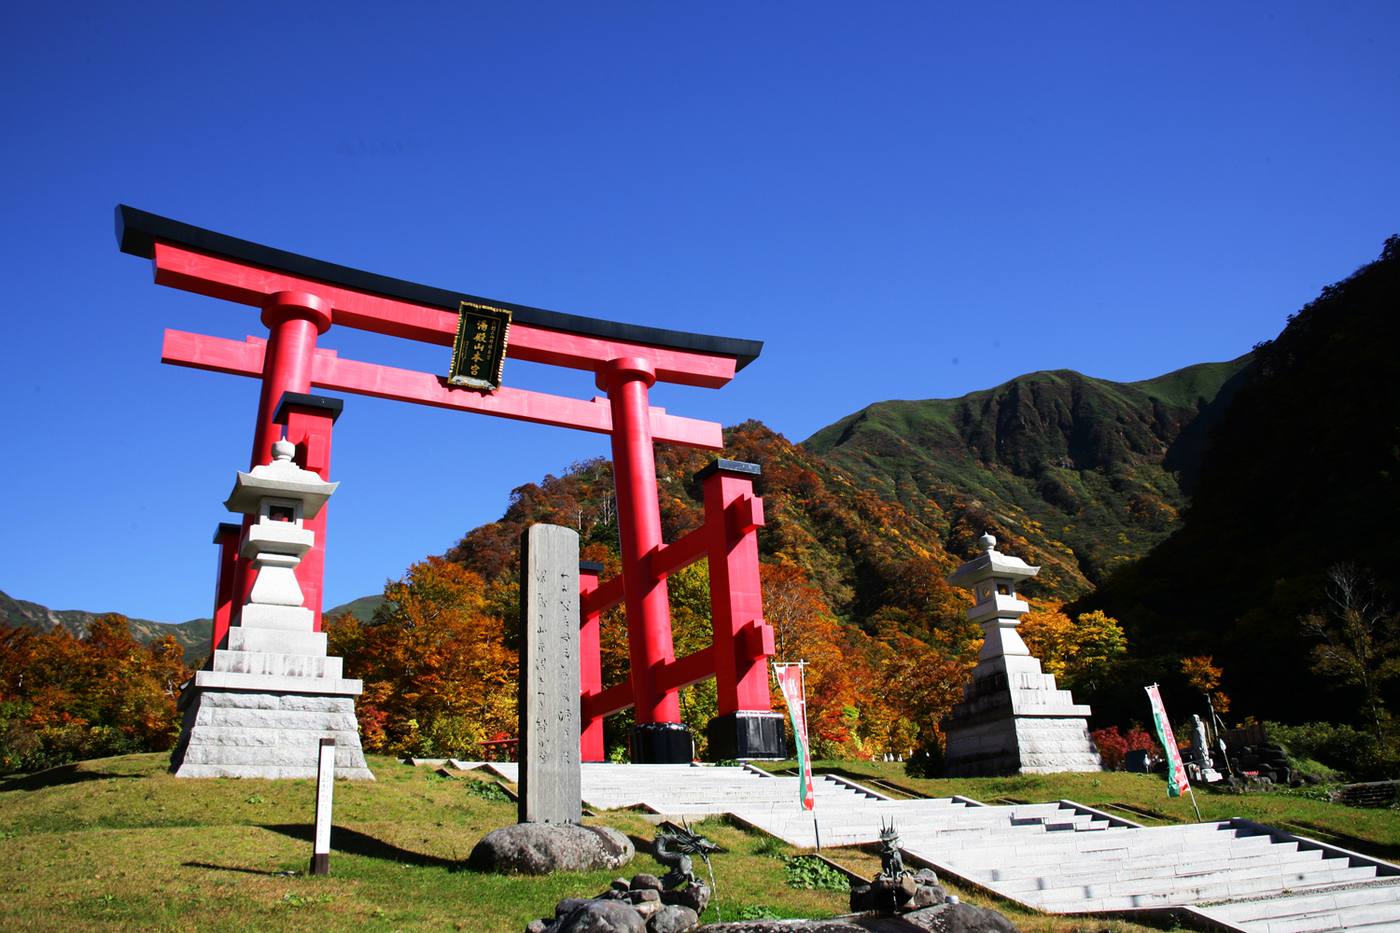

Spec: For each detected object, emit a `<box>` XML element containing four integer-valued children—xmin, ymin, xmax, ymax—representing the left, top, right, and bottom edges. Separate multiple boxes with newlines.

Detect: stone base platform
<box><xmin>170</xmin><ymin>689</ymin><xmax>374</xmax><ymax>780</ymax></box>
<box><xmin>943</xmin><ymin>713</ymin><xmax>1102</xmax><ymax>777</ymax></box>
<box><xmin>942</xmin><ymin>659</ymin><xmax>1102</xmax><ymax>777</ymax></box>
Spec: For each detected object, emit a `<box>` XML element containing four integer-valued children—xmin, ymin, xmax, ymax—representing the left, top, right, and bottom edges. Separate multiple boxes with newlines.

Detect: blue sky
<box><xmin>2</xmin><ymin>3</ymin><xmax>1396</xmax><ymax>622</ymax></box>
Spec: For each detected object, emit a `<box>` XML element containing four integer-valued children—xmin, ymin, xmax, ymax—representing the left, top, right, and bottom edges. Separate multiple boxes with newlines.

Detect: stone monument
<box><xmin>518</xmin><ymin>523</ymin><xmax>583</xmax><ymax>825</ymax></box>
<box><xmin>940</xmin><ymin>533</ymin><xmax>1102</xmax><ymax>776</ymax></box>
<box><xmin>468</xmin><ymin>523</ymin><xmax>633</xmax><ymax>874</ymax></box>
<box><xmin>169</xmin><ymin>437</ymin><xmax>373</xmax><ymax>779</ymax></box>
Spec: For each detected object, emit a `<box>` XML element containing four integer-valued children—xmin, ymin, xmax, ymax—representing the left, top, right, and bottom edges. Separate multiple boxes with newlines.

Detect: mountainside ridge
<box><xmin>803</xmin><ymin>355</ymin><xmax>1251</xmax><ymax>591</ymax></box>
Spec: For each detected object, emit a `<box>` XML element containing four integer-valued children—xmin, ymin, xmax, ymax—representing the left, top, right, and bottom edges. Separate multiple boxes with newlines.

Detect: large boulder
<box><xmin>469</xmin><ymin>822</ymin><xmax>634</xmax><ymax>875</ymax></box>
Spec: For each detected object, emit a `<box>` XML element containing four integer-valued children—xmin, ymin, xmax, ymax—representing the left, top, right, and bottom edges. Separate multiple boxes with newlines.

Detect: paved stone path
<box><xmin>466</xmin><ymin>762</ymin><xmax>1400</xmax><ymax>932</ymax></box>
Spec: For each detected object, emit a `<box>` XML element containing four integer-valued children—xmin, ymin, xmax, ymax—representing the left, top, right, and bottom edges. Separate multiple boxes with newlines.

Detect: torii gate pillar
<box><xmin>598</xmin><ymin>357</ymin><xmax>689</xmax><ymax>761</ymax></box>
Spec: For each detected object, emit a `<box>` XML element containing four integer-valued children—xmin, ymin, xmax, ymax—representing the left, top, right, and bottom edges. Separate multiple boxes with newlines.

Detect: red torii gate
<box><xmin>116</xmin><ymin>206</ymin><xmax>784</xmax><ymax>763</ymax></box>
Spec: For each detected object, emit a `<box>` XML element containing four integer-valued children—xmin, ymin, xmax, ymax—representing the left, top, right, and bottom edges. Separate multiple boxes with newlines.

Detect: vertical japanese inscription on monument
<box><xmin>517</xmin><ymin>524</ymin><xmax>582</xmax><ymax>824</ymax></box>
<box><xmin>447</xmin><ymin>300</ymin><xmax>512</xmax><ymax>391</ymax></box>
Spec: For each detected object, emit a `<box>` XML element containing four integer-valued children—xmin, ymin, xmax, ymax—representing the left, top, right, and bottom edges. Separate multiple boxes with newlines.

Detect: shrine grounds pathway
<box><xmin>2</xmin><ymin>753</ymin><xmax>1397</xmax><ymax>932</ymax></box>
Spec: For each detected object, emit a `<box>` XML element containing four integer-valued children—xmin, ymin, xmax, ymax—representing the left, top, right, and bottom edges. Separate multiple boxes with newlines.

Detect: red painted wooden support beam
<box><xmin>208</xmin><ymin>523</ymin><xmax>241</xmax><ymax>665</ymax></box>
<box><xmin>700</xmin><ymin>461</ymin><xmax>776</xmax><ymax>717</ymax></box>
<box><xmin>160</xmin><ymin>330</ymin><xmax>724</xmax><ymax>450</ymax></box>
<box><xmin>649</xmin><ymin>527</ymin><xmax>710</xmax><ymax>581</ymax></box>
<box><xmin>583</xmin><ymin>681</ymin><xmax>635</xmax><ymax>722</ymax></box>
<box><xmin>579</xmin><ymin>563</ymin><xmax>605</xmax><ymax>762</ymax></box>
<box><xmin>580</xmin><ymin>645</ymin><xmax>720</xmax><ymax>721</ymax></box>
<box><xmin>655</xmin><ymin>647</ymin><xmax>717</xmax><ymax>694</ymax></box>
<box><xmin>579</xmin><ymin>573</ymin><xmax>626</xmax><ymax>618</ymax></box>
<box><xmin>151</xmin><ymin>243</ymin><xmax>739</xmax><ymax>388</ymax></box>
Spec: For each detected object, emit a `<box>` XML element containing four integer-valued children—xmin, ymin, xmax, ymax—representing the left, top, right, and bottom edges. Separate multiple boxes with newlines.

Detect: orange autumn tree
<box><xmin>1181</xmin><ymin>654</ymin><xmax>1231</xmax><ymax>714</ymax></box>
<box><xmin>0</xmin><ymin>615</ymin><xmax>189</xmax><ymax>773</ymax></box>
<box><xmin>1019</xmin><ymin>602</ymin><xmax>1127</xmax><ymax>691</ymax></box>
<box><xmin>328</xmin><ymin>557</ymin><xmax>517</xmax><ymax>758</ymax></box>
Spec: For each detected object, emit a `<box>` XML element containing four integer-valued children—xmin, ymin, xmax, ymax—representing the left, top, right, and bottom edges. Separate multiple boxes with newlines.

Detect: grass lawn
<box><xmin>2</xmin><ymin>754</ymin><xmax>1393</xmax><ymax>932</ymax></box>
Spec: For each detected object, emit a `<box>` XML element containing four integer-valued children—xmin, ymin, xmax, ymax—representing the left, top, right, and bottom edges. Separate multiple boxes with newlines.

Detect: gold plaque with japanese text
<box><xmin>447</xmin><ymin>301</ymin><xmax>512</xmax><ymax>391</ymax></box>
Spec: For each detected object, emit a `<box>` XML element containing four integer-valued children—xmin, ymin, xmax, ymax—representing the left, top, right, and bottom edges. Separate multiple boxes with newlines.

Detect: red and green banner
<box><xmin>1145</xmin><ymin>683</ymin><xmax>1190</xmax><ymax>798</ymax></box>
<box><xmin>774</xmin><ymin>663</ymin><xmax>815</xmax><ymax>811</ymax></box>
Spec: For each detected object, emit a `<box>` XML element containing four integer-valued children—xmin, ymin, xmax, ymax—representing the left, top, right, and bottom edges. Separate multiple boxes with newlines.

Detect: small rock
<box><xmin>628</xmin><ymin>889</ymin><xmax>660</xmax><ymax>904</ymax></box>
<box><xmin>912</xmin><ymin>869</ymin><xmax>939</xmax><ymax>885</ymax></box>
<box><xmin>647</xmin><ymin>904</ymin><xmax>699</xmax><ymax>933</ymax></box>
<box><xmin>632</xmin><ymin>900</ymin><xmax>661</xmax><ymax>920</ymax></box>
<box><xmin>661</xmin><ymin>881</ymin><xmax>710</xmax><ymax>914</ymax></box>
<box><xmin>631</xmin><ymin>872</ymin><xmax>664</xmax><ymax>891</ymax></box>
<box><xmin>611</xmin><ymin>878</ymin><xmax>632</xmax><ymax>892</ymax></box>
<box><xmin>557</xmin><ymin>898</ymin><xmax>591</xmax><ymax>918</ymax></box>
<box><xmin>897</xmin><ymin>901</ymin><xmax>1018</xmax><ymax>932</ymax></box>
<box><xmin>908</xmin><ymin>883</ymin><xmax>948</xmax><ymax>909</ymax></box>
<box><xmin>555</xmin><ymin>899</ymin><xmax>646</xmax><ymax>933</ymax></box>
<box><xmin>525</xmin><ymin>920</ymin><xmax>548</xmax><ymax>933</ymax></box>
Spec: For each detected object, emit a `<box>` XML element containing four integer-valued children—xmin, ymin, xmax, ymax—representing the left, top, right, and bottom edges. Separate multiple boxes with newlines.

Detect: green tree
<box><xmin>1299</xmin><ymin>564</ymin><xmax>1400</xmax><ymax>742</ymax></box>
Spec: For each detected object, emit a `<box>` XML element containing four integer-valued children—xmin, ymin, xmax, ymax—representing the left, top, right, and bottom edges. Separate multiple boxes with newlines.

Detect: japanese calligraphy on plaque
<box><xmin>447</xmin><ymin>301</ymin><xmax>512</xmax><ymax>391</ymax></box>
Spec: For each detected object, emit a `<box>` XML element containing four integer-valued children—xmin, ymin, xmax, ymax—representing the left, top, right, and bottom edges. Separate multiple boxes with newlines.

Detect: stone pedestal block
<box><xmin>631</xmin><ymin>722</ymin><xmax>694</xmax><ymax>763</ymax></box>
<box><xmin>170</xmin><ymin>690</ymin><xmax>373</xmax><ymax>779</ymax></box>
<box><xmin>706</xmin><ymin>710</ymin><xmax>787</xmax><ymax>760</ymax></box>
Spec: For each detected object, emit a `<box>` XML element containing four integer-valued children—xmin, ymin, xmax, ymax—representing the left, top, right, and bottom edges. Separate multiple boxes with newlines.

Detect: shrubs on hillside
<box><xmin>1266</xmin><ymin>721</ymin><xmax>1400</xmax><ymax>782</ymax></box>
<box><xmin>1091</xmin><ymin>725</ymin><xmax>1161</xmax><ymax>771</ymax></box>
<box><xmin>0</xmin><ymin>616</ymin><xmax>190</xmax><ymax>773</ymax></box>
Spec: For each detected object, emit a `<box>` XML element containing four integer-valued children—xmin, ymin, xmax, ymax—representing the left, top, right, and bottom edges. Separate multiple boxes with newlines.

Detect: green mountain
<box><xmin>0</xmin><ymin>590</ymin><xmax>211</xmax><ymax>665</ymax></box>
<box><xmin>803</xmin><ymin>356</ymin><xmax>1251</xmax><ymax>596</ymax></box>
<box><xmin>0</xmin><ymin>590</ymin><xmax>379</xmax><ymax>666</ymax></box>
<box><xmin>1079</xmin><ymin>236</ymin><xmax>1400</xmax><ymax>724</ymax></box>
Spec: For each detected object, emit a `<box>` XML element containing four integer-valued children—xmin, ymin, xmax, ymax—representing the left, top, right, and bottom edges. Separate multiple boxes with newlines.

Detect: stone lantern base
<box><xmin>169</xmin><ymin>620</ymin><xmax>373</xmax><ymax>780</ymax></box>
<box><xmin>942</xmin><ymin>659</ymin><xmax>1102</xmax><ymax>777</ymax></box>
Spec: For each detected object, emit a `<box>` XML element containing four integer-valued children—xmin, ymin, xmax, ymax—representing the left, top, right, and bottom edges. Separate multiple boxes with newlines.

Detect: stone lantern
<box><xmin>169</xmin><ymin>437</ymin><xmax>373</xmax><ymax>780</ymax></box>
<box><xmin>224</xmin><ymin>437</ymin><xmax>336</xmax><ymax>626</ymax></box>
<box><xmin>940</xmin><ymin>533</ymin><xmax>1102</xmax><ymax>776</ymax></box>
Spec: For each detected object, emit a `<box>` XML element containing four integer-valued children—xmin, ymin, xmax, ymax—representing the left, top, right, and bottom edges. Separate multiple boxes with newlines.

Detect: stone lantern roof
<box><xmin>946</xmin><ymin>533</ymin><xmax>1039</xmax><ymax>590</ymax></box>
<box><xmin>223</xmin><ymin>438</ymin><xmax>338</xmax><ymax>518</ymax></box>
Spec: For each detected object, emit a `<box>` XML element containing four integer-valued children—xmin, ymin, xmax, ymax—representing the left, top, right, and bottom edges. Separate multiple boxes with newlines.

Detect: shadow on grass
<box><xmin>182</xmin><ymin>861</ymin><xmax>300</xmax><ymax>877</ymax></box>
<box><xmin>264</xmin><ymin>823</ymin><xmax>466</xmax><ymax>871</ymax></box>
<box><xmin>0</xmin><ymin>763</ymin><xmax>143</xmax><ymax>792</ymax></box>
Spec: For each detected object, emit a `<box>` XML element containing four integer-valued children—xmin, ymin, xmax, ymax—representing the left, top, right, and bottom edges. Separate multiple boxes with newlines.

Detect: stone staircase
<box><xmin>468</xmin><ymin>762</ymin><xmax>1400</xmax><ymax>932</ymax></box>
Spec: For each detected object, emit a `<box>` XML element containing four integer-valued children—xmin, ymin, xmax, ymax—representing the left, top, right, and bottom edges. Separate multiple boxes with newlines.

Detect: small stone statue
<box><xmin>876</xmin><ymin>819</ymin><xmax>905</xmax><ymax>882</ymax></box>
<box><xmin>1190</xmin><ymin>715</ymin><xmax>1214</xmax><ymax>770</ymax></box>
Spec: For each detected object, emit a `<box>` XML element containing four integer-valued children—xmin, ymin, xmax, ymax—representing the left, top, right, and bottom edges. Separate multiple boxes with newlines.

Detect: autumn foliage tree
<box><xmin>327</xmin><ymin>557</ymin><xmax>517</xmax><ymax>758</ymax></box>
<box><xmin>1019</xmin><ymin>603</ymin><xmax>1127</xmax><ymax>691</ymax></box>
<box><xmin>1180</xmin><ymin>655</ymin><xmax>1231</xmax><ymax>715</ymax></box>
<box><xmin>0</xmin><ymin>615</ymin><xmax>190</xmax><ymax>773</ymax></box>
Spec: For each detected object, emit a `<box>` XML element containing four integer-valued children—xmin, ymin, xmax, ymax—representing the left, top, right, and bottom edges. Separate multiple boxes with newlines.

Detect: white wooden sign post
<box><xmin>310</xmin><ymin>738</ymin><xmax>335</xmax><ymax>875</ymax></box>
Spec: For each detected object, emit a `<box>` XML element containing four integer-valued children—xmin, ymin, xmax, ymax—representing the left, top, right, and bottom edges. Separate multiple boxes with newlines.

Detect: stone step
<box><xmin>173</xmin><ymin>761</ymin><xmax>376</xmax><ymax>780</ymax></box>
<box><xmin>193</xmin><ymin>669</ymin><xmax>362</xmax><ymax>696</ymax></box>
<box><xmin>178</xmin><ymin>736</ymin><xmax>368</xmax><ymax>770</ymax></box>
<box><xmin>1030</xmin><ymin>863</ymin><xmax>1378</xmax><ymax>910</ymax></box>
<box><xmin>953</xmin><ymin>834</ymin><xmax>1282</xmax><ymax>875</ymax></box>
<box><xmin>991</xmin><ymin>847</ymin><xmax>1325</xmax><ymax>893</ymax></box>
<box><xmin>237</xmin><ymin>603</ymin><xmax>315</xmax><ymax>631</ymax></box>
<box><xmin>212</xmin><ymin>649</ymin><xmax>341</xmax><ymax>679</ymax></box>
<box><xmin>1203</xmin><ymin>884</ymin><xmax>1400</xmax><ymax>922</ymax></box>
<box><xmin>192</xmin><ymin>705</ymin><xmax>361</xmax><ymax>732</ymax></box>
<box><xmin>936</xmin><ymin>824</ymin><xmax>1244</xmax><ymax>863</ymax></box>
<box><xmin>226</xmin><ymin>626</ymin><xmax>327</xmax><ymax>656</ymax></box>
